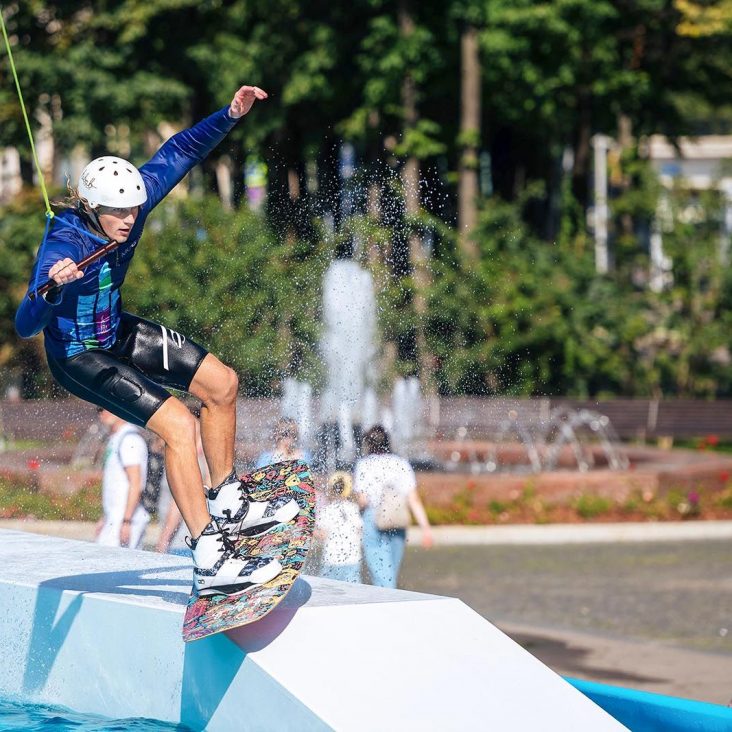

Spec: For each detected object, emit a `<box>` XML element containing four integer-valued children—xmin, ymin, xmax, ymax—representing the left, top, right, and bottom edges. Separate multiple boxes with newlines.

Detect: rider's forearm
<box><xmin>16</xmin><ymin>239</ymin><xmax>77</xmax><ymax>338</ymax></box>
<box><xmin>14</xmin><ymin>286</ymin><xmax>63</xmax><ymax>338</ymax></box>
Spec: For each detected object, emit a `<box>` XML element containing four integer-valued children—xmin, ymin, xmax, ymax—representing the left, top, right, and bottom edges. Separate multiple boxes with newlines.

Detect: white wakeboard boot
<box><xmin>205</xmin><ymin>469</ymin><xmax>300</xmax><ymax>537</ymax></box>
<box><xmin>189</xmin><ymin>519</ymin><xmax>282</xmax><ymax>597</ymax></box>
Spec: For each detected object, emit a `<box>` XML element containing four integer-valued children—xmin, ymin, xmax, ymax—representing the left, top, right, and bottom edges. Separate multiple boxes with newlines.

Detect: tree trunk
<box><xmin>34</xmin><ymin>99</ymin><xmax>54</xmax><ymax>188</ymax></box>
<box><xmin>457</xmin><ymin>23</ymin><xmax>481</xmax><ymax>261</ymax></box>
<box><xmin>617</xmin><ymin>112</ymin><xmax>634</xmax><ymax>240</ymax></box>
<box><xmin>215</xmin><ymin>156</ymin><xmax>233</xmax><ymax>210</ymax></box>
<box><xmin>366</xmin><ymin>109</ymin><xmax>384</xmax><ymax>265</ymax></box>
<box><xmin>288</xmin><ymin>167</ymin><xmax>301</xmax><ymax>201</ymax></box>
<box><xmin>571</xmin><ymin>40</ymin><xmax>592</xmax><ymax>211</ymax></box>
<box><xmin>18</xmin><ymin>154</ymin><xmax>33</xmax><ymax>189</ymax></box>
<box><xmin>571</xmin><ymin>88</ymin><xmax>592</xmax><ymax>211</ymax></box>
<box><xmin>398</xmin><ymin>0</ymin><xmax>436</xmax><ymax>395</ymax></box>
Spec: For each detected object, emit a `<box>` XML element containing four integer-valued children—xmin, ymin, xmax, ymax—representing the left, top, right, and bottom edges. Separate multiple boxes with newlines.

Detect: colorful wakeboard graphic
<box><xmin>182</xmin><ymin>459</ymin><xmax>315</xmax><ymax>642</ymax></box>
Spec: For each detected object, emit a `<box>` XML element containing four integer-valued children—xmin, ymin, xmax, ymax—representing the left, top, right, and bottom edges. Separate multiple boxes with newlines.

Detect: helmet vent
<box><xmin>119</xmin><ymin>188</ymin><xmax>124</xmax><ymax>193</ymax></box>
<box><xmin>136</xmin><ymin>185</ymin><xmax>141</xmax><ymax>190</ymax></box>
<box><xmin>113</xmin><ymin>171</ymin><xmax>118</xmax><ymax>176</ymax></box>
<box><xmin>113</xmin><ymin>161</ymin><xmax>118</xmax><ymax>164</ymax></box>
<box><xmin>98</xmin><ymin>166</ymin><xmax>105</xmax><ymax>171</ymax></box>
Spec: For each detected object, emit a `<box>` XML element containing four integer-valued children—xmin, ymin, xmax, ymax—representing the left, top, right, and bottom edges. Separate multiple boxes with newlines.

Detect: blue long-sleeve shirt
<box><xmin>15</xmin><ymin>106</ymin><xmax>238</xmax><ymax>358</ymax></box>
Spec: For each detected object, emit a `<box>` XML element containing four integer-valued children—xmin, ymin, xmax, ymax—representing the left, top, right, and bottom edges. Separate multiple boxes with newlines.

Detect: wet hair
<box><xmin>363</xmin><ymin>425</ymin><xmax>391</xmax><ymax>455</ymax></box>
<box><xmin>273</xmin><ymin>418</ymin><xmax>298</xmax><ymax>443</ymax></box>
<box><xmin>51</xmin><ymin>176</ymin><xmax>84</xmax><ymax>211</ymax></box>
<box><xmin>51</xmin><ymin>179</ymin><xmax>108</xmax><ymax>235</ymax></box>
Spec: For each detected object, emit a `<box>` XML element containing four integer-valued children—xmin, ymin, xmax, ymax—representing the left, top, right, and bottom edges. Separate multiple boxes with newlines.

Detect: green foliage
<box><xmin>488</xmin><ymin>499</ymin><xmax>507</xmax><ymax>516</ymax></box>
<box><xmin>427</xmin><ymin>193</ymin><xmax>635</xmax><ymax>395</ymax></box>
<box><xmin>0</xmin><ymin>478</ymin><xmax>101</xmax><ymax>521</ymax></box>
<box><xmin>339</xmin><ymin>4</ymin><xmax>444</xmax><ymax>149</ymax></box>
<box><xmin>2</xmin><ymin>0</ymin><xmax>732</xmax><ymax>401</ymax></box>
<box><xmin>573</xmin><ymin>494</ymin><xmax>614</xmax><ymax>519</ymax></box>
<box><xmin>394</xmin><ymin>119</ymin><xmax>446</xmax><ymax>159</ymax></box>
<box><xmin>423</xmin><ymin>482</ymin><xmax>732</xmax><ymax>525</ymax></box>
<box><xmin>715</xmin><ymin>487</ymin><xmax>732</xmax><ymax>511</ymax></box>
<box><xmin>423</xmin><ymin>177</ymin><xmax>732</xmax><ymax>398</ymax></box>
<box><xmin>4</xmin><ymin>186</ymin><xmax>732</xmax><ymax>400</ymax></box>
<box><xmin>0</xmin><ymin>192</ymin><xmax>44</xmax><ymax>355</ymax></box>
<box><xmin>0</xmin><ymin>191</ymin><xmax>62</xmax><ymax>396</ymax></box>
<box><xmin>123</xmin><ymin>196</ymin><xmax>329</xmax><ymax>395</ymax></box>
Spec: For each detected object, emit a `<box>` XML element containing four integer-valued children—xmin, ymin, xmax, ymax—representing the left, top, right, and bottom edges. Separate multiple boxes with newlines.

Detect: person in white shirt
<box><xmin>96</xmin><ymin>409</ymin><xmax>150</xmax><ymax>549</ymax></box>
<box><xmin>353</xmin><ymin>425</ymin><xmax>433</xmax><ymax>587</ymax></box>
<box><xmin>315</xmin><ymin>471</ymin><xmax>362</xmax><ymax>583</ymax></box>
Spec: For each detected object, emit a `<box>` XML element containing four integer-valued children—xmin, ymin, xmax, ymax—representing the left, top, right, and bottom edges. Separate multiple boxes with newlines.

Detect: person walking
<box><xmin>96</xmin><ymin>409</ymin><xmax>149</xmax><ymax>549</ymax></box>
<box><xmin>15</xmin><ymin>85</ymin><xmax>298</xmax><ymax>597</ymax></box>
<box><xmin>354</xmin><ymin>425</ymin><xmax>433</xmax><ymax>588</ymax></box>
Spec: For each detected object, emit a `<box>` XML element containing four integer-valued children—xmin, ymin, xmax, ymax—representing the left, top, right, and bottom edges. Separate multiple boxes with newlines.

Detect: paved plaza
<box><xmin>401</xmin><ymin>539</ymin><xmax>732</xmax><ymax>705</ymax></box>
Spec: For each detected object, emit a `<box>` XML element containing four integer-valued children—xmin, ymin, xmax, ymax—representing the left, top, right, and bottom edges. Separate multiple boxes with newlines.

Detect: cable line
<box><xmin>0</xmin><ymin>6</ymin><xmax>53</xmax><ymax>217</ymax></box>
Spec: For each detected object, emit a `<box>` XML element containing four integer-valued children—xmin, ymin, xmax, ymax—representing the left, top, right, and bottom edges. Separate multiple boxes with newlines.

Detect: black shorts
<box><xmin>46</xmin><ymin>312</ymin><xmax>208</xmax><ymax>427</ymax></box>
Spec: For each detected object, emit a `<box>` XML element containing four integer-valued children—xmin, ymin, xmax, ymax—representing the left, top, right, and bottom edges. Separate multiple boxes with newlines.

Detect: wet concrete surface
<box><xmin>400</xmin><ymin>540</ymin><xmax>732</xmax><ymax>704</ymax></box>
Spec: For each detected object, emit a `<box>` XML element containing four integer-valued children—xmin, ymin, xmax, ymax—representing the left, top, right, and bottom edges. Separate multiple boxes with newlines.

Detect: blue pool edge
<box><xmin>566</xmin><ymin>676</ymin><xmax>732</xmax><ymax>732</ymax></box>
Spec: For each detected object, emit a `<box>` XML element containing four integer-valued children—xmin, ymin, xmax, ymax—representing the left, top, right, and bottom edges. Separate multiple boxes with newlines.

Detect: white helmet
<box><xmin>77</xmin><ymin>156</ymin><xmax>147</xmax><ymax>208</ymax></box>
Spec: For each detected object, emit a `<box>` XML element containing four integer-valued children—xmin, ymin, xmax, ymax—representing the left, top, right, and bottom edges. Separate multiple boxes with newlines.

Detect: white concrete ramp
<box><xmin>0</xmin><ymin>529</ymin><xmax>626</xmax><ymax>730</ymax></box>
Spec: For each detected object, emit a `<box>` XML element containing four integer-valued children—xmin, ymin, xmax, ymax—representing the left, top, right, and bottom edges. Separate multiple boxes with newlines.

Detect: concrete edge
<box><xmin>3</xmin><ymin>518</ymin><xmax>732</xmax><ymax>547</ymax></box>
<box><xmin>407</xmin><ymin>520</ymin><xmax>732</xmax><ymax>545</ymax></box>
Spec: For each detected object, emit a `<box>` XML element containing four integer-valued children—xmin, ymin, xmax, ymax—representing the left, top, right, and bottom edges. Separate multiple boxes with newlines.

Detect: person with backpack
<box><xmin>353</xmin><ymin>425</ymin><xmax>433</xmax><ymax>588</ymax></box>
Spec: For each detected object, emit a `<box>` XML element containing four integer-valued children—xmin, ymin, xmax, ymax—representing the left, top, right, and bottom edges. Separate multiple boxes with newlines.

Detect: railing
<box><xmin>438</xmin><ymin>397</ymin><xmax>732</xmax><ymax>440</ymax></box>
<box><xmin>3</xmin><ymin>396</ymin><xmax>732</xmax><ymax>444</ymax></box>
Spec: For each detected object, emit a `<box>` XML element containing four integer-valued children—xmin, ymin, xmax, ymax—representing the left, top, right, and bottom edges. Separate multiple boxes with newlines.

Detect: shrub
<box><xmin>573</xmin><ymin>494</ymin><xmax>614</xmax><ymax>519</ymax></box>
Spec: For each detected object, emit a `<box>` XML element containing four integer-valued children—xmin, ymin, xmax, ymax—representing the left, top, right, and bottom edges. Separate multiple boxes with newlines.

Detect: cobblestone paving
<box><xmin>400</xmin><ymin>540</ymin><xmax>732</xmax><ymax>655</ymax></box>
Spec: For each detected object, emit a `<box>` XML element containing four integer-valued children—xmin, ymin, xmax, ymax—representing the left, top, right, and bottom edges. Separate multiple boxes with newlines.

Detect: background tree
<box><xmin>2</xmin><ymin>0</ymin><xmax>732</xmax><ymax>399</ymax></box>
<box><xmin>455</xmin><ymin>0</ymin><xmax>482</xmax><ymax>261</ymax></box>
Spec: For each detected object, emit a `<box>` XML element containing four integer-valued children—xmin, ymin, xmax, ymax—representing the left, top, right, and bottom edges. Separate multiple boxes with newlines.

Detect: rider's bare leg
<box><xmin>188</xmin><ymin>353</ymin><xmax>238</xmax><ymax>487</ymax></box>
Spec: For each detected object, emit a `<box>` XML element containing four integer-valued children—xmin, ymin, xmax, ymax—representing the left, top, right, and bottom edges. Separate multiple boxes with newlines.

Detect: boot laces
<box><xmin>216</xmin><ymin>524</ymin><xmax>238</xmax><ymax>554</ymax></box>
<box><xmin>222</xmin><ymin>491</ymin><xmax>250</xmax><ymax>533</ymax></box>
<box><xmin>186</xmin><ymin>522</ymin><xmax>238</xmax><ymax>555</ymax></box>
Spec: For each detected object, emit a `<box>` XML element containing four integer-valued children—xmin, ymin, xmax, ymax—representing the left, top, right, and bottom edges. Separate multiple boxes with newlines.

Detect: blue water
<box><xmin>0</xmin><ymin>697</ymin><xmax>191</xmax><ymax>731</ymax></box>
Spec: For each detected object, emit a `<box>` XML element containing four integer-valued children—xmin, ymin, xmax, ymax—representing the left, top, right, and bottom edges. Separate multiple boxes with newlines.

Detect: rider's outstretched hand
<box><xmin>229</xmin><ymin>85</ymin><xmax>268</xmax><ymax>119</ymax></box>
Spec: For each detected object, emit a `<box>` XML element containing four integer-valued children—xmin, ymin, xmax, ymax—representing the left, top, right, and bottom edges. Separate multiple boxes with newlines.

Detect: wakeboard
<box><xmin>182</xmin><ymin>459</ymin><xmax>315</xmax><ymax>642</ymax></box>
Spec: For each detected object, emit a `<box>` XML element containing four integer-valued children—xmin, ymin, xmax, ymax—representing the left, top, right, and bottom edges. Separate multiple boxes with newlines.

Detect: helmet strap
<box><xmin>79</xmin><ymin>203</ymin><xmax>108</xmax><ymax>240</ymax></box>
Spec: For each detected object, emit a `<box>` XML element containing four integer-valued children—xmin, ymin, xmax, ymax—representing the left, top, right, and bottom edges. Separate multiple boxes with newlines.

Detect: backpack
<box><xmin>116</xmin><ymin>433</ymin><xmax>163</xmax><ymax>517</ymax></box>
<box><xmin>375</xmin><ymin>486</ymin><xmax>411</xmax><ymax>531</ymax></box>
